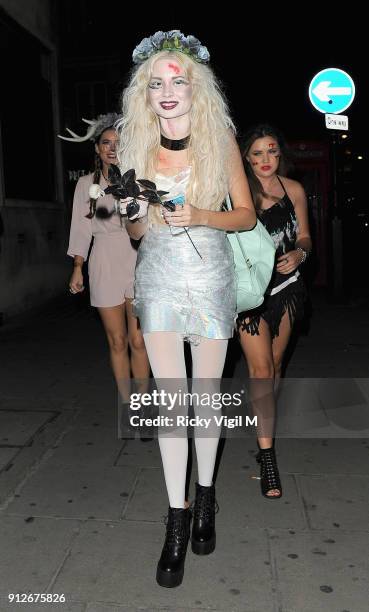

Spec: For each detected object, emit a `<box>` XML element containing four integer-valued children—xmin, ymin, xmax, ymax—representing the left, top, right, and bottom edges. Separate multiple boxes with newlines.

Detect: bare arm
<box><xmin>125</xmin><ymin>216</ymin><xmax>148</xmax><ymax>240</ymax></box>
<box><xmin>276</xmin><ymin>181</ymin><xmax>312</xmax><ymax>274</ymax></box>
<box><xmin>294</xmin><ymin>183</ymin><xmax>312</xmax><ymax>253</ymax></box>
<box><xmin>73</xmin><ymin>255</ymin><xmax>84</xmax><ymax>268</ymax></box>
<box><xmin>202</xmin><ymin>134</ymin><xmax>256</xmax><ymax>230</ymax></box>
<box><xmin>69</xmin><ymin>255</ymin><xmax>85</xmax><ymax>293</ymax></box>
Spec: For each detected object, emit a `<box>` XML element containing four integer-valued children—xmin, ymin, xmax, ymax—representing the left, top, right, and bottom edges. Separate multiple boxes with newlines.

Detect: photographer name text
<box><xmin>129</xmin><ymin>415</ymin><xmax>257</xmax><ymax>429</ymax></box>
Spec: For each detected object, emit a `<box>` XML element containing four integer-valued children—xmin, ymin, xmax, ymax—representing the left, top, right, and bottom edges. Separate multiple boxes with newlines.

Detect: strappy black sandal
<box><xmin>256</xmin><ymin>447</ymin><xmax>282</xmax><ymax>499</ymax></box>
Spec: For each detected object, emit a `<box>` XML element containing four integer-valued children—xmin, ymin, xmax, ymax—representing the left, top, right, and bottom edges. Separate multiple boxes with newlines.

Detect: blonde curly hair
<box><xmin>117</xmin><ymin>50</ymin><xmax>236</xmax><ymax>215</ymax></box>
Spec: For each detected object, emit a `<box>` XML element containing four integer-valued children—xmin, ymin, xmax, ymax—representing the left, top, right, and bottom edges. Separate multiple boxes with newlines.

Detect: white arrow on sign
<box><xmin>312</xmin><ymin>81</ymin><xmax>352</xmax><ymax>102</ymax></box>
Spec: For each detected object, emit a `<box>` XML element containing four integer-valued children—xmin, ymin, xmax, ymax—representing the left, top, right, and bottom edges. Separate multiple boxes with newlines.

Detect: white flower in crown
<box><xmin>132</xmin><ymin>30</ymin><xmax>210</xmax><ymax>65</ymax></box>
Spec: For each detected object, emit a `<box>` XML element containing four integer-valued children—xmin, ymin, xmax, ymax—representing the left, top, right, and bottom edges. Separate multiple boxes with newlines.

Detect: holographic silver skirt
<box><xmin>133</xmin><ymin>224</ymin><xmax>236</xmax><ymax>343</ymax></box>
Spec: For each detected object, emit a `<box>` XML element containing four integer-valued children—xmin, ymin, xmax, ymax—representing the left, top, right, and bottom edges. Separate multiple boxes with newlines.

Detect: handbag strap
<box><xmin>225</xmin><ymin>195</ymin><xmax>252</xmax><ymax>270</ymax></box>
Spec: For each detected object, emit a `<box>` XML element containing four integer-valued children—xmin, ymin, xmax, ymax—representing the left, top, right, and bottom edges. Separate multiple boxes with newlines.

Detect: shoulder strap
<box><xmin>225</xmin><ymin>195</ymin><xmax>252</xmax><ymax>269</ymax></box>
<box><xmin>276</xmin><ymin>175</ymin><xmax>287</xmax><ymax>195</ymax></box>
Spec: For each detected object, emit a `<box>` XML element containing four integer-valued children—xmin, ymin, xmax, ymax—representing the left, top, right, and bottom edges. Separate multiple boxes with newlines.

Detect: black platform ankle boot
<box><xmin>156</xmin><ymin>506</ymin><xmax>191</xmax><ymax>588</ymax></box>
<box><xmin>191</xmin><ymin>482</ymin><xmax>218</xmax><ymax>555</ymax></box>
<box><xmin>256</xmin><ymin>447</ymin><xmax>282</xmax><ymax>499</ymax></box>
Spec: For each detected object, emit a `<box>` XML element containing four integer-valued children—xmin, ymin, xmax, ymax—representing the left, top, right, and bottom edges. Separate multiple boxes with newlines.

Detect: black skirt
<box><xmin>236</xmin><ymin>277</ymin><xmax>307</xmax><ymax>339</ymax></box>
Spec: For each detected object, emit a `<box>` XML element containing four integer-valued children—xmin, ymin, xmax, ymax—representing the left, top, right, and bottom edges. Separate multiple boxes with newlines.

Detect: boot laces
<box><xmin>191</xmin><ymin>491</ymin><xmax>219</xmax><ymax>521</ymax></box>
<box><xmin>162</xmin><ymin>512</ymin><xmax>188</xmax><ymax>548</ymax></box>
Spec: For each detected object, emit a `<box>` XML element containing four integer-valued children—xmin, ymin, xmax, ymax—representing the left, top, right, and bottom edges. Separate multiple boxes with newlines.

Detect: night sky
<box><xmin>59</xmin><ymin>8</ymin><xmax>365</xmax><ymax>149</ymax></box>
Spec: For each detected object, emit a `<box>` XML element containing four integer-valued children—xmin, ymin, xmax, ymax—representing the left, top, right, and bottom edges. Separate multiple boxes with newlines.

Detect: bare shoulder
<box><xmin>279</xmin><ymin>176</ymin><xmax>306</xmax><ymax>202</ymax></box>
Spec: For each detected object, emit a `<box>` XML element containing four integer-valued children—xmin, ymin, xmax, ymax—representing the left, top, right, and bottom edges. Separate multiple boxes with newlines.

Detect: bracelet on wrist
<box><xmin>296</xmin><ymin>247</ymin><xmax>307</xmax><ymax>264</ymax></box>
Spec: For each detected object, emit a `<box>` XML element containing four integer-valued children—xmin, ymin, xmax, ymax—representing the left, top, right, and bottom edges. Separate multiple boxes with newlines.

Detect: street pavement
<box><xmin>0</xmin><ymin>289</ymin><xmax>368</xmax><ymax>611</ymax></box>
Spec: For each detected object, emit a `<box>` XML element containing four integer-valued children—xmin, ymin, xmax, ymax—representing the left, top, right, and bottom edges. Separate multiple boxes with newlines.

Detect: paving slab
<box><xmin>5</xmin><ymin>603</ymin><xmax>86</xmax><ymax>612</ymax></box>
<box><xmin>0</xmin><ymin>446</ymin><xmax>55</xmax><ymax>507</ymax></box>
<box><xmin>297</xmin><ymin>474</ymin><xmax>369</xmax><ymax>531</ymax></box>
<box><xmin>0</xmin><ymin>410</ymin><xmax>58</xmax><ymax>446</ymax></box>
<box><xmin>86</xmin><ymin>605</ymin><xmax>230</xmax><ymax>611</ymax></box>
<box><xmin>214</xmin><ymin>437</ymin><xmax>259</xmax><ymax>473</ymax></box>
<box><xmin>86</xmin><ymin>606</ymin><xmax>211</xmax><ymax>612</ymax></box>
<box><xmin>73</xmin><ymin>381</ymin><xmax>118</xmax><ymax>410</ymax></box>
<box><xmin>72</xmin><ymin>403</ymin><xmax>119</xmax><ymax>431</ymax></box>
<box><xmin>49</xmin><ymin>426</ymin><xmax>124</xmax><ymax>468</ymax></box>
<box><xmin>86</xmin><ymin>605</ymin><xmax>219</xmax><ymax>612</ymax></box>
<box><xmin>125</xmin><ymin>467</ymin><xmax>306</xmax><ymax>531</ymax></box>
<box><xmin>0</xmin><ymin>411</ymin><xmax>78</xmax><ymax>506</ymax></box>
<box><xmin>115</xmin><ymin>439</ymin><xmax>162</xmax><ymax>469</ymax></box>
<box><xmin>270</xmin><ymin>529</ymin><xmax>369</xmax><ymax>612</ymax></box>
<box><xmin>0</xmin><ymin>448</ymin><xmax>19</xmax><ymax>471</ymax></box>
<box><xmin>216</xmin><ymin>469</ymin><xmax>306</xmax><ymax>531</ymax></box>
<box><xmin>277</xmin><ymin>437</ymin><xmax>369</xmax><ymax>475</ymax></box>
<box><xmin>52</xmin><ymin>520</ymin><xmax>274</xmax><ymax>611</ymax></box>
<box><xmin>0</xmin><ymin>516</ymin><xmax>80</xmax><ymax>606</ymax></box>
<box><xmin>6</xmin><ymin>464</ymin><xmax>138</xmax><ymax>520</ymax></box>
<box><xmin>0</xmin><ymin>395</ymin><xmax>77</xmax><ymax>412</ymax></box>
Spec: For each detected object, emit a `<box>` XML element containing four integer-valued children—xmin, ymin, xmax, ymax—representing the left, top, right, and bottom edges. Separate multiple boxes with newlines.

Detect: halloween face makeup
<box><xmin>147</xmin><ymin>58</ymin><xmax>193</xmax><ymax>120</ymax></box>
<box><xmin>246</xmin><ymin>136</ymin><xmax>281</xmax><ymax>179</ymax></box>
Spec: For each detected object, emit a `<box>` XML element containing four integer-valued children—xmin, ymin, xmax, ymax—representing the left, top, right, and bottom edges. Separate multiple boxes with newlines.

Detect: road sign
<box><xmin>309</xmin><ymin>68</ymin><xmax>355</xmax><ymax>114</ymax></box>
<box><xmin>325</xmin><ymin>114</ymin><xmax>349</xmax><ymax>130</ymax></box>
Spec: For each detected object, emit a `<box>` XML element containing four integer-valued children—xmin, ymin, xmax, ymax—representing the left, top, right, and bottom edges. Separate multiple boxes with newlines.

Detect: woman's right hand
<box><xmin>119</xmin><ymin>198</ymin><xmax>148</xmax><ymax>220</ymax></box>
<box><xmin>69</xmin><ymin>267</ymin><xmax>84</xmax><ymax>294</ymax></box>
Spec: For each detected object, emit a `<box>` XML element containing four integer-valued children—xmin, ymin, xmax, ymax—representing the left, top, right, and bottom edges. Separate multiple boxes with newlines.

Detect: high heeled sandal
<box><xmin>256</xmin><ymin>447</ymin><xmax>282</xmax><ymax>499</ymax></box>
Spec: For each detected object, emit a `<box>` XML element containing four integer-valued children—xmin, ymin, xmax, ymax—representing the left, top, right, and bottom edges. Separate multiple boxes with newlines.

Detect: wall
<box><xmin>0</xmin><ymin>1</ymin><xmax>68</xmax><ymax>320</ymax></box>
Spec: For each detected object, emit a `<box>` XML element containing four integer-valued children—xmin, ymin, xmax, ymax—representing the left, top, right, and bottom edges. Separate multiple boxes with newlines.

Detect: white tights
<box><xmin>143</xmin><ymin>332</ymin><xmax>228</xmax><ymax>508</ymax></box>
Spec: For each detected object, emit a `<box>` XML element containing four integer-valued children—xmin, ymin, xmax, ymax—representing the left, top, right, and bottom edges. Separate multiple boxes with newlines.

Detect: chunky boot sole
<box><xmin>156</xmin><ymin>565</ymin><xmax>184</xmax><ymax>588</ymax></box>
<box><xmin>191</xmin><ymin>533</ymin><xmax>216</xmax><ymax>555</ymax></box>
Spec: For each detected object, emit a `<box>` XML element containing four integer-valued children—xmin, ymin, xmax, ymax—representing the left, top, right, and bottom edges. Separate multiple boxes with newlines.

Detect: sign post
<box><xmin>308</xmin><ymin>68</ymin><xmax>355</xmax><ymax>298</ymax></box>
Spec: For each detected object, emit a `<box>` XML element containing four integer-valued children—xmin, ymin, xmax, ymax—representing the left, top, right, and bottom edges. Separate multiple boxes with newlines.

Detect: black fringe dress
<box><xmin>236</xmin><ymin>177</ymin><xmax>306</xmax><ymax>339</ymax></box>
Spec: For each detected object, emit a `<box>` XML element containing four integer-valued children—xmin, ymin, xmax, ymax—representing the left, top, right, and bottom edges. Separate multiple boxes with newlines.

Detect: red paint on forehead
<box><xmin>268</xmin><ymin>142</ymin><xmax>277</xmax><ymax>147</ymax></box>
<box><xmin>168</xmin><ymin>63</ymin><xmax>181</xmax><ymax>74</ymax></box>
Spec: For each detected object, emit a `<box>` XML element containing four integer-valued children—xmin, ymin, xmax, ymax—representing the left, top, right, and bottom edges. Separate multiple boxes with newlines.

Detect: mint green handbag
<box><xmin>226</xmin><ymin>196</ymin><xmax>276</xmax><ymax>312</ymax></box>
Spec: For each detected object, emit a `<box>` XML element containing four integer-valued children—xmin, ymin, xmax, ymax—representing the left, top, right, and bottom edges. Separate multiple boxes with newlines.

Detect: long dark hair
<box><xmin>86</xmin><ymin>126</ymin><xmax>115</xmax><ymax>219</ymax></box>
<box><xmin>242</xmin><ymin>124</ymin><xmax>291</xmax><ymax>210</ymax></box>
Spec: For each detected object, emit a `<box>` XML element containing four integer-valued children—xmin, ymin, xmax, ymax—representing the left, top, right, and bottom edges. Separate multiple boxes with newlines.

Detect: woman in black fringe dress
<box><xmin>237</xmin><ymin>124</ymin><xmax>312</xmax><ymax>499</ymax></box>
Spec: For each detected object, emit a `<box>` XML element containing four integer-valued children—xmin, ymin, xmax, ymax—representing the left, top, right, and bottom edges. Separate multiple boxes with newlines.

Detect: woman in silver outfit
<box><xmin>118</xmin><ymin>30</ymin><xmax>256</xmax><ymax>588</ymax></box>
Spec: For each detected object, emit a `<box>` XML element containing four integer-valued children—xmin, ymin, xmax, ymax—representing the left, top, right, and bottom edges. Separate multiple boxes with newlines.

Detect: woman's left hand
<box><xmin>276</xmin><ymin>250</ymin><xmax>303</xmax><ymax>274</ymax></box>
<box><xmin>162</xmin><ymin>203</ymin><xmax>203</xmax><ymax>227</ymax></box>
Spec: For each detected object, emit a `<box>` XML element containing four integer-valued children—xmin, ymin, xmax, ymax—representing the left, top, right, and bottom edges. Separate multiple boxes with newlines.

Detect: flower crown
<box><xmin>132</xmin><ymin>30</ymin><xmax>210</xmax><ymax>65</ymax></box>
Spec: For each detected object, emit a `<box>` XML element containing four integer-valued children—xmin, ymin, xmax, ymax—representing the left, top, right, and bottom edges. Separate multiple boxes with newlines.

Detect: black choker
<box><xmin>160</xmin><ymin>134</ymin><xmax>190</xmax><ymax>151</ymax></box>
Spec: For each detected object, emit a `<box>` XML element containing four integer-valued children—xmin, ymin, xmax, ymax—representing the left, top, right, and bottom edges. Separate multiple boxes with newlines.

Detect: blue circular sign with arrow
<box><xmin>309</xmin><ymin>68</ymin><xmax>355</xmax><ymax>114</ymax></box>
